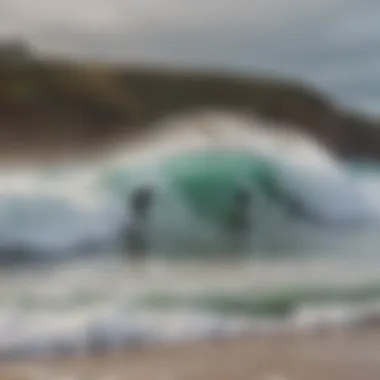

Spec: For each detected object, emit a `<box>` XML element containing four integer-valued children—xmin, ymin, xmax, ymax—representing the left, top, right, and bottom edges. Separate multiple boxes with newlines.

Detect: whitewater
<box><xmin>0</xmin><ymin>111</ymin><xmax>380</xmax><ymax>358</ymax></box>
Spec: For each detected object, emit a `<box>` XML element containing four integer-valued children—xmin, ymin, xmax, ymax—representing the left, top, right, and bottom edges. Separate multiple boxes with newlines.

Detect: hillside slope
<box><xmin>0</xmin><ymin>48</ymin><xmax>379</xmax><ymax>161</ymax></box>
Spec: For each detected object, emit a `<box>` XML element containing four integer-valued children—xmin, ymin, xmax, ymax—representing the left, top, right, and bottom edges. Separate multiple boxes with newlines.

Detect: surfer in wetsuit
<box><xmin>264</xmin><ymin>180</ymin><xmax>338</xmax><ymax>226</ymax></box>
<box><xmin>228</xmin><ymin>186</ymin><xmax>253</xmax><ymax>233</ymax></box>
<box><xmin>123</xmin><ymin>186</ymin><xmax>154</xmax><ymax>264</ymax></box>
<box><xmin>225</xmin><ymin>186</ymin><xmax>253</xmax><ymax>252</ymax></box>
<box><xmin>261</xmin><ymin>172</ymin><xmax>317</xmax><ymax>223</ymax></box>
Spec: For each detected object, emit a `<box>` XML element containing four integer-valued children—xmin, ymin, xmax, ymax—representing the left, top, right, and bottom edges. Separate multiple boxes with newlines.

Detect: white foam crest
<box><xmin>0</xmin><ymin>163</ymin><xmax>123</xmax><ymax>258</ymax></box>
<box><xmin>104</xmin><ymin>111</ymin><xmax>337</xmax><ymax>172</ymax></box>
<box><xmin>291</xmin><ymin>300</ymin><xmax>380</xmax><ymax>333</ymax></box>
<box><xmin>0</xmin><ymin>305</ymin><xmax>260</xmax><ymax>358</ymax></box>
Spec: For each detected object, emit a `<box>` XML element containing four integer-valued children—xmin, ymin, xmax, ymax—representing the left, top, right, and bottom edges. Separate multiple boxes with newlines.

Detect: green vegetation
<box><xmin>0</xmin><ymin>42</ymin><xmax>379</xmax><ymax>160</ymax></box>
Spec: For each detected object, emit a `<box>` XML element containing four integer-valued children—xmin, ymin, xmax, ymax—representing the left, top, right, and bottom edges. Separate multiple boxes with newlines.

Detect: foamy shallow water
<box><xmin>0</xmin><ymin>257</ymin><xmax>379</xmax><ymax>359</ymax></box>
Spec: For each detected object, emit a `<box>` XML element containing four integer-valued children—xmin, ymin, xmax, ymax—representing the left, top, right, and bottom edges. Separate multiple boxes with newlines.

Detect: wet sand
<box><xmin>1</xmin><ymin>328</ymin><xmax>380</xmax><ymax>380</ymax></box>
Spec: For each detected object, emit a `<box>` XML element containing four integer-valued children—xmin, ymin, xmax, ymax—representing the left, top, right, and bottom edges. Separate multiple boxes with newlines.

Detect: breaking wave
<box><xmin>0</xmin><ymin>112</ymin><xmax>378</xmax><ymax>261</ymax></box>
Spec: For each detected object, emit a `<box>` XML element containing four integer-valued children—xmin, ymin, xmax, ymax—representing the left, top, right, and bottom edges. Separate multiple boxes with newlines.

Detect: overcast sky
<box><xmin>1</xmin><ymin>0</ymin><xmax>379</xmax><ymax>116</ymax></box>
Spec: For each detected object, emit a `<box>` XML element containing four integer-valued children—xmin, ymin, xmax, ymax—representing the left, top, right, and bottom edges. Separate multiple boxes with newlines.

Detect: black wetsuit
<box><xmin>123</xmin><ymin>187</ymin><xmax>153</xmax><ymax>262</ymax></box>
<box><xmin>227</xmin><ymin>187</ymin><xmax>252</xmax><ymax>233</ymax></box>
<box><xmin>223</xmin><ymin>187</ymin><xmax>253</xmax><ymax>253</ymax></box>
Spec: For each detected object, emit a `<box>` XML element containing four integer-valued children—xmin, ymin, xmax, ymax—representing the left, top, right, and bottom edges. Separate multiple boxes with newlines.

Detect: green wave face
<box><xmin>99</xmin><ymin>148</ymin><xmax>279</xmax><ymax>222</ymax></box>
<box><xmin>163</xmin><ymin>149</ymin><xmax>275</xmax><ymax>224</ymax></box>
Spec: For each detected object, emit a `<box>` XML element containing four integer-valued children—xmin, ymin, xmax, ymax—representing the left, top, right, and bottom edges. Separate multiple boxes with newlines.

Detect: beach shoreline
<box><xmin>1</xmin><ymin>327</ymin><xmax>380</xmax><ymax>380</ymax></box>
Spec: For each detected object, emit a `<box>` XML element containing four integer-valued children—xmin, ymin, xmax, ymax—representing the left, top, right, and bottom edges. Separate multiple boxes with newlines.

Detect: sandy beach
<box><xmin>1</xmin><ymin>328</ymin><xmax>380</xmax><ymax>380</ymax></box>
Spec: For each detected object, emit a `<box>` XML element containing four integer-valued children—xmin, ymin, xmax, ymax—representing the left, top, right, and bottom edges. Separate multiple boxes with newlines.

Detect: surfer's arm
<box><xmin>260</xmin><ymin>170</ymin><xmax>321</xmax><ymax>222</ymax></box>
<box><xmin>260</xmin><ymin>169</ymin><xmax>363</xmax><ymax>228</ymax></box>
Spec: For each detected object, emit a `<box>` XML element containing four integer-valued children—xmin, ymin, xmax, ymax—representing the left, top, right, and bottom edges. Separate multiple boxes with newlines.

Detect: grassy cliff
<box><xmin>0</xmin><ymin>48</ymin><xmax>379</xmax><ymax>161</ymax></box>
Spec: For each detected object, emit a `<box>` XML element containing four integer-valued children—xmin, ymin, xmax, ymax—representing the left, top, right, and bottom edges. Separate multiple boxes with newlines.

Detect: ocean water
<box><xmin>0</xmin><ymin>111</ymin><xmax>380</xmax><ymax>358</ymax></box>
